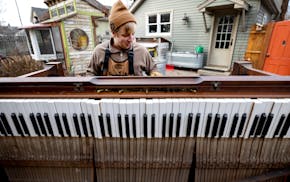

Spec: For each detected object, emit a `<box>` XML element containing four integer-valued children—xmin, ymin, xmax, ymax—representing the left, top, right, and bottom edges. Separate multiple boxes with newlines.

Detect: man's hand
<box><xmin>150</xmin><ymin>71</ymin><xmax>163</xmax><ymax>76</ymax></box>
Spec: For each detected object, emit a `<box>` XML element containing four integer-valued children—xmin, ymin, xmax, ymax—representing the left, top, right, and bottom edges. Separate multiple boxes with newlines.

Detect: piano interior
<box><xmin>0</xmin><ymin>61</ymin><xmax>289</xmax><ymax>182</ymax></box>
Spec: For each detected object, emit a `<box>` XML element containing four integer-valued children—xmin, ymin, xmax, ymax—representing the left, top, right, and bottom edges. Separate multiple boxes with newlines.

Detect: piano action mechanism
<box><xmin>0</xmin><ymin>62</ymin><xmax>289</xmax><ymax>182</ymax></box>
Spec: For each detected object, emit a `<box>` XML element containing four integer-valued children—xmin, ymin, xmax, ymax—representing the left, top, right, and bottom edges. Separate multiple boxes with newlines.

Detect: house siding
<box><xmin>133</xmin><ymin>0</ymin><xmax>274</xmax><ymax>67</ymax></box>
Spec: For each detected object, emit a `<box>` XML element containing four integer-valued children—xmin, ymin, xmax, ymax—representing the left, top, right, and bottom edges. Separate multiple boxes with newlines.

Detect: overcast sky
<box><xmin>0</xmin><ymin>0</ymin><xmax>132</xmax><ymax>27</ymax></box>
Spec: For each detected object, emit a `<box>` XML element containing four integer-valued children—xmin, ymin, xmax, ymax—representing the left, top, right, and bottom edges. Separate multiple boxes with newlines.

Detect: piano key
<box><xmin>152</xmin><ymin>99</ymin><xmax>160</xmax><ymax>138</ymax></box>
<box><xmin>171</xmin><ymin>99</ymin><xmax>180</xmax><ymax>137</ymax></box>
<box><xmin>159</xmin><ymin>99</ymin><xmax>172</xmax><ymax>138</ymax></box>
<box><xmin>36</xmin><ymin>113</ymin><xmax>47</xmax><ymax>136</ymax></box>
<box><xmin>88</xmin><ymin>114</ymin><xmax>95</xmax><ymax>137</ymax></box>
<box><xmin>237</xmin><ymin>113</ymin><xmax>247</xmax><ymax>137</ymax></box>
<box><xmin>111</xmin><ymin>99</ymin><xmax>121</xmax><ymax>137</ymax></box>
<box><xmin>98</xmin><ymin>114</ymin><xmax>105</xmax><ymax>137</ymax></box>
<box><xmin>11</xmin><ymin>113</ymin><xmax>24</xmax><ymax>136</ymax></box>
<box><xmin>274</xmin><ymin>114</ymin><xmax>285</xmax><ymax>137</ymax></box>
<box><xmin>80</xmin><ymin>113</ymin><xmax>89</xmax><ymax>137</ymax></box>
<box><xmin>139</xmin><ymin>99</ymin><xmax>146</xmax><ymax>138</ymax></box>
<box><xmin>205</xmin><ymin>113</ymin><xmax>213</xmax><ymax>137</ymax></box>
<box><xmin>119</xmin><ymin>99</ymin><xmax>127</xmax><ymax>138</ymax></box>
<box><xmin>18</xmin><ymin>114</ymin><xmax>30</xmax><ymax>136</ymax></box>
<box><xmin>125</xmin><ymin>114</ymin><xmax>130</xmax><ymax>138</ymax></box>
<box><xmin>211</xmin><ymin>113</ymin><xmax>220</xmax><ymax>138</ymax></box>
<box><xmin>126</xmin><ymin>99</ymin><xmax>140</xmax><ymax>138</ymax></box>
<box><xmin>169</xmin><ymin>113</ymin><xmax>174</xmax><ymax>137</ymax></box>
<box><xmin>117</xmin><ymin>114</ymin><xmax>123</xmax><ymax>138</ymax></box>
<box><xmin>249</xmin><ymin>115</ymin><xmax>259</xmax><ymax>137</ymax></box>
<box><xmin>43</xmin><ymin>113</ymin><xmax>54</xmax><ymax>136</ymax></box>
<box><xmin>279</xmin><ymin>113</ymin><xmax>290</xmax><ymax>137</ymax></box>
<box><xmin>132</xmin><ymin>114</ymin><xmax>136</xmax><ymax>138</ymax></box>
<box><xmin>261</xmin><ymin>113</ymin><xmax>274</xmax><ymax>137</ymax></box>
<box><xmin>194</xmin><ymin>113</ymin><xmax>200</xmax><ymax>137</ymax></box>
<box><xmin>146</xmin><ymin>99</ymin><xmax>153</xmax><ymax>138</ymax></box>
<box><xmin>151</xmin><ymin>114</ymin><xmax>155</xmax><ymax>138</ymax></box>
<box><xmin>162</xmin><ymin>114</ymin><xmax>166</xmax><ymax>138</ymax></box>
<box><xmin>105</xmin><ymin>113</ymin><xmax>112</xmax><ymax>137</ymax></box>
<box><xmin>29</xmin><ymin>113</ymin><xmax>41</xmax><ymax>136</ymax></box>
<box><xmin>186</xmin><ymin>113</ymin><xmax>193</xmax><ymax>137</ymax></box>
<box><xmin>143</xmin><ymin>113</ymin><xmax>147</xmax><ymax>138</ymax></box>
<box><xmin>255</xmin><ymin>113</ymin><xmax>267</xmax><ymax>137</ymax></box>
<box><xmin>0</xmin><ymin>118</ymin><xmax>7</xmax><ymax>136</ymax></box>
<box><xmin>0</xmin><ymin>100</ymin><xmax>18</xmax><ymax>136</ymax></box>
<box><xmin>86</xmin><ymin>99</ymin><xmax>102</xmax><ymax>138</ymax></box>
<box><xmin>197</xmin><ymin>100</ymin><xmax>208</xmax><ymax>137</ymax></box>
<box><xmin>182</xmin><ymin>99</ymin><xmax>193</xmax><ymax>137</ymax></box>
<box><xmin>62</xmin><ymin>113</ymin><xmax>71</xmax><ymax>137</ymax></box>
<box><xmin>229</xmin><ymin>114</ymin><xmax>239</xmax><ymax>137</ymax></box>
<box><xmin>219</xmin><ymin>113</ymin><xmax>228</xmax><ymax>137</ymax></box>
<box><xmin>54</xmin><ymin>113</ymin><xmax>64</xmax><ymax>137</ymax></box>
<box><xmin>176</xmin><ymin>113</ymin><xmax>181</xmax><ymax>137</ymax></box>
<box><xmin>73</xmin><ymin>113</ymin><xmax>81</xmax><ymax>137</ymax></box>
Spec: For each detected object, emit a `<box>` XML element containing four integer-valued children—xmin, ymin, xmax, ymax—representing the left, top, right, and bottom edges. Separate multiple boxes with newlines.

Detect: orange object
<box><xmin>263</xmin><ymin>20</ymin><xmax>290</xmax><ymax>75</ymax></box>
<box><xmin>166</xmin><ymin>64</ymin><xmax>174</xmax><ymax>71</ymax></box>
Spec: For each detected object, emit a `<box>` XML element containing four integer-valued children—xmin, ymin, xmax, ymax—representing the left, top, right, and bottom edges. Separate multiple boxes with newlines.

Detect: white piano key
<box><xmin>158</xmin><ymin>99</ymin><xmax>169</xmax><ymax>137</ymax></box>
<box><xmin>126</xmin><ymin>99</ymin><xmax>134</xmax><ymax>138</ymax></box>
<box><xmin>171</xmin><ymin>99</ymin><xmax>181</xmax><ymax>138</ymax></box>
<box><xmin>197</xmin><ymin>100</ymin><xmax>206</xmax><ymax>137</ymax></box>
<box><xmin>145</xmin><ymin>99</ymin><xmax>153</xmax><ymax>138</ymax></box>
<box><xmin>0</xmin><ymin>100</ymin><xmax>21</xmax><ymax>136</ymax></box>
<box><xmin>208</xmin><ymin>99</ymin><xmax>219</xmax><ymax>138</ymax></box>
<box><xmin>265</xmin><ymin>99</ymin><xmax>284</xmax><ymax>138</ymax></box>
<box><xmin>178</xmin><ymin>99</ymin><xmax>188</xmax><ymax>137</ymax></box>
<box><xmin>139</xmin><ymin>99</ymin><xmax>146</xmax><ymax>137</ymax></box>
<box><xmin>215</xmin><ymin>99</ymin><xmax>231</xmax><ymax>138</ymax></box>
<box><xmin>53</xmin><ymin>100</ymin><xmax>70</xmax><ymax>137</ymax></box>
<box><xmin>119</xmin><ymin>99</ymin><xmax>127</xmax><ymax>138</ymax></box>
<box><xmin>234</xmin><ymin>99</ymin><xmax>253</xmax><ymax>138</ymax></box>
<box><xmin>222</xmin><ymin>99</ymin><xmax>239</xmax><ymax>138</ymax></box>
<box><xmin>86</xmin><ymin>99</ymin><xmax>102</xmax><ymax>138</ymax></box>
<box><xmin>112</xmin><ymin>99</ymin><xmax>120</xmax><ymax>137</ymax></box>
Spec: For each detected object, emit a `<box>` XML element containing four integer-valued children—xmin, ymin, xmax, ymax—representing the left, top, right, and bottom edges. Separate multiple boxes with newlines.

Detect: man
<box><xmin>87</xmin><ymin>0</ymin><xmax>162</xmax><ymax>76</ymax></box>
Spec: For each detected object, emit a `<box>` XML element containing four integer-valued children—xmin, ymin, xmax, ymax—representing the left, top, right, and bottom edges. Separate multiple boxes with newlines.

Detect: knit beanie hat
<box><xmin>109</xmin><ymin>0</ymin><xmax>136</xmax><ymax>32</ymax></box>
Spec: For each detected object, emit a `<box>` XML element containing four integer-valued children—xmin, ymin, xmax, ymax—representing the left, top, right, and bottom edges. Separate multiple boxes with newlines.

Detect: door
<box><xmin>207</xmin><ymin>14</ymin><xmax>238</xmax><ymax>71</ymax></box>
<box><xmin>263</xmin><ymin>21</ymin><xmax>290</xmax><ymax>75</ymax></box>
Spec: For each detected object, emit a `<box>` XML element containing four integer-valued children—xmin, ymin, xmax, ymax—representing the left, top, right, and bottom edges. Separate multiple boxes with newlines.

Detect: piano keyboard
<box><xmin>0</xmin><ymin>98</ymin><xmax>289</xmax><ymax>139</ymax></box>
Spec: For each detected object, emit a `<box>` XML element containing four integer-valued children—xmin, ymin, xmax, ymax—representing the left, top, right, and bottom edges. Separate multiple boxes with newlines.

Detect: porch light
<box><xmin>182</xmin><ymin>13</ymin><xmax>189</xmax><ymax>25</ymax></box>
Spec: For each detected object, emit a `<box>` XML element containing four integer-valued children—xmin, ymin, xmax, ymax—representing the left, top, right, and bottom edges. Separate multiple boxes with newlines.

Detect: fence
<box><xmin>0</xmin><ymin>36</ymin><xmax>30</xmax><ymax>56</ymax></box>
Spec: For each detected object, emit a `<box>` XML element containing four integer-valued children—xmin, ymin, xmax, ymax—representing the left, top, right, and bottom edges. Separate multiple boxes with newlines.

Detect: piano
<box><xmin>0</xmin><ymin>61</ymin><xmax>289</xmax><ymax>182</ymax></box>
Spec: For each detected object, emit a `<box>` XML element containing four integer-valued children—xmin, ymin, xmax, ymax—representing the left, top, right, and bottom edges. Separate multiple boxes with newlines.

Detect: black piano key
<box><xmin>274</xmin><ymin>114</ymin><xmax>286</xmax><ymax>137</ymax></box>
<box><xmin>117</xmin><ymin>114</ymin><xmax>123</xmax><ymax>138</ymax></box>
<box><xmin>0</xmin><ymin>118</ymin><xmax>7</xmax><ymax>136</ymax></box>
<box><xmin>62</xmin><ymin>113</ymin><xmax>71</xmax><ymax>137</ymax></box>
<box><xmin>11</xmin><ymin>113</ymin><xmax>24</xmax><ymax>136</ymax></box>
<box><xmin>98</xmin><ymin>114</ymin><xmax>105</xmax><ymax>137</ymax></box>
<box><xmin>36</xmin><ymin>113</ymin><xmax>47</xmax><ymax>136</ymax></box>
<box><xmin>73</xmin><ymin>113</ymin><xmax>81</xmax><ymax>137</ymax></box>
<box><xmin>249</xmin><ymin>114</ymin><xmax>259</xmax><ymax>137</ymax></box>
<box><xmin>18</xmin><ymin>113</ymin><xmax>30</xmax><ymax>136</ymax></box>
<box><xmin>211</xmin><ymin>114</ymin><xmax>220</xmax><ymax>138</ymax></box>
<box><xmin>162</xmin><ymin>114</ymin><xmax>166</xmax><ymax>138</ymax></box>
<box><xmin>81</xmin><ymin>113</ymin><xmax>89</xmax><ymax>137</ymax></box>
<box><xmin>219</xmin><ymin>114</ymin><xmax>228</xmax><ymax>137</ymax></box>
<box><xmin>143</xmin><ymin>113</ymin><xmax>147</xmax><ymax>138</ymax></box>
<box><xmin>105</xmin><ymin>114</ymin><xmax>112</xmax><ymax>137</ymax></box>
<box><xmin>151</xmin><ymin>114</ymin><xmax>155</xmax><ymax>138</ymax></box>
<box><xmin>54</xmin><ymin>113</ymin><xmax>64</xmax><ymax>137</ymax></box>
<box><xmin>229</xmin><ymin>114</ymin><xmax>239</xmax><ymax>137</ymax></box>
<box><xmin>0</xmin><ymin>113</ymin><xmax>13</xmax><ymax>135</ymax></box>
<box><xmin>125</xmin><ymin>114</ymin><xmax>130</xmax><ymax>138</ymax></box>
<box><xmin>176</xmin><ymin>113</ymin><xmax>181</xmax><ymax>137</ymax></box>
<box><xmin>169</xmin><ymin>113</ymin><xmax>174</xmax><ymax>137</ymax></box>
<box><xmin>261</xmin><ymin>113</ymin><xmax>274</xmax><ymax>137</ymax></box>
<box><xmin>237</xmin><ymin>113</ymin><xmax>247</xmax><ymax>137</ymax></box>
<box><xmin>88</xmin><ymin>114</ymin><xmax>95</xmax><ymax>137</ymax></box>
<box><xmin>255</xmin><ymin>113</ymin><xmax>267</xmax><ymax>137</ymax></box>
<box><xmin>186</xmin><ymin>113</ymin><xmax>193</xmax><ymax>137</ymax></box>
<box><xmin>132</xmin><ymin>114</ymin><xmax>136</xmax><ymax>138</ymax></box>
<box><xmin>205</xmin><ymin>113</ymin><xmax>212</xmax><ymax>137</ymax></box>
<box><xmin>43</xmin><ymin>113</ymin><xmax>53</xmax><ymax>136</ymax></box>
<box><xmin>30</xmin><ymin>113</ymin><xmax>40</xmax><ymax>136</ymax></box>
<box><xmin>194</xmin><ymin>113</ymin><xmax>201</xmax><ymax>137</ymax></box>
<box><xmin>279</xmin><ymin>113</ymin><xmax>290</xmax><ymax>137</ymax></box>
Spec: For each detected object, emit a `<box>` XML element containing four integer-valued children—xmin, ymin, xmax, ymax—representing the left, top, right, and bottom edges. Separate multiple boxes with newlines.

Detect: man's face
<box><xmin>113</xmin><ymin>23</ymin><xmax>136</xmax><ymax>50</ymax></box>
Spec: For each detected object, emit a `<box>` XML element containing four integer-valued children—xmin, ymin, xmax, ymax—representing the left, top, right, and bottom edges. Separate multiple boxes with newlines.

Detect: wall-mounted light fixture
<box><xmin>182</xmin><ymin>13</ymin><xmax>189</xmax><ymax>25</ymax></box>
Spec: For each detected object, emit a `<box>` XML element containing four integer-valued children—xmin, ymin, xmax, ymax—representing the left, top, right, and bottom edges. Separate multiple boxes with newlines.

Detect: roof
<box><xmin>30</xmin><ymin>7</ymin><xmax>49</xmax><ymax>23</ymax></box>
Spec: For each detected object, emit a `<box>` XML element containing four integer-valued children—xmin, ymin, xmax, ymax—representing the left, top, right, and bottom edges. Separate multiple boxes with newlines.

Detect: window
<box><xmin>51</xmin><ymin>8</ymin><xmax>58</xmax><ymax>17</ymax></box>
<box><xmin>66</xmin><ymin>3</ymin><xmax>75</xmax><ymax>13</ymax></box>
<box><xmin>146</xmin><ymin>11</ymin><xmax>172</xmax><ymax>36</ymax></box>
<box><xmin>35</xmin><ymin>30</ymin><xmax>54</xmax><ymax>54</ymax></box>
<box><xmin>70</xmin><ymin>29</ymin><xmax>89</xmax><ymax>50</ymax></box>
<box><xmin>58</xmin><ymin>6</ymin><xmax>65</xmax><ymax>16</ymax></box>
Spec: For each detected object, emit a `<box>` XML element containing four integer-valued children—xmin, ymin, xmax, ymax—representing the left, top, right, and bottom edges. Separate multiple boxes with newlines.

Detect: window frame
<box><xmin>145</xmin><ymin>10</ymin><xmax>173</xmax><ymax>37</ymax></box>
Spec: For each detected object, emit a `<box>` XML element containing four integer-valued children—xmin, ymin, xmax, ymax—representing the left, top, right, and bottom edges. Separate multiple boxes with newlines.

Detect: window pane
<box><xmin>70</xmin><ymin>28</ymin><xmax>89</xmax><ymax>50</ymax></box>
<box><xmin>161</xmin><ymin>13</ymin><xmax>170</xmax><ymax>22</ymax></box>
<box><xmin>149</xmin><ymin>15</ymin><xmax>157</xmax><ymax>23</ymax></box>
<box><xmin>25</xmin><ymin>30</ymin><xmax>34</xmax><ymax>54</ymax></box>
<box><xmin>215</xmin><ymin>41</ymin><xmax>220</xmax><ymax>48</ymax></box>
<box><xmin>51</xmin><ymin>8</ymin><xmax>58</xmax><ymax>17</ymax></box>
<box><xmin>149</xmin><ymin>25</ymin><xmax>157</xmax><ymax>33</ymax></box>
<box><xmin>66</xmin><ymin>3</ymin><xmax>75</xmax><ymax>13</ymax></box>
<box><xmin>59</xmin><ymin>7</ymin><xmax>65</xmax><ymax>16</ymax></box>
<box><xmin>161</xmin><ymin>24</ymin><xmax>170</xmax><ymax>33</ymax></box>
<box><xmin>226</xmin><ymin>34</ymin><xmax>231</xmax><ymax>40</ymax></box>
<box><xmin>35</xmin><ymin>30</ymin><xmax>54</xmax><ymax>54</ymax></box>
<box><xmin>225</xmin><ymin>41</ymin><xmax>230</xmax><ymax>49</ymax></box>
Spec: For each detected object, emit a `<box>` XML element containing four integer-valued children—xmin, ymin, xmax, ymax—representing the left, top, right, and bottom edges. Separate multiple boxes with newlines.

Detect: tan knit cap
<box><xmin>109</xmin><ymin>0</ymin><xmax>136</xmax><ymax>32</ymax></box>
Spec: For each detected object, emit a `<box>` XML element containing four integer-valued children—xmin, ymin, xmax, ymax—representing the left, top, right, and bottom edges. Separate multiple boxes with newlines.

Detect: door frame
<box><xmin>207</xmin><ymin>11</ymin><xmax>240</xmax><ymax>70</ymax></box>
